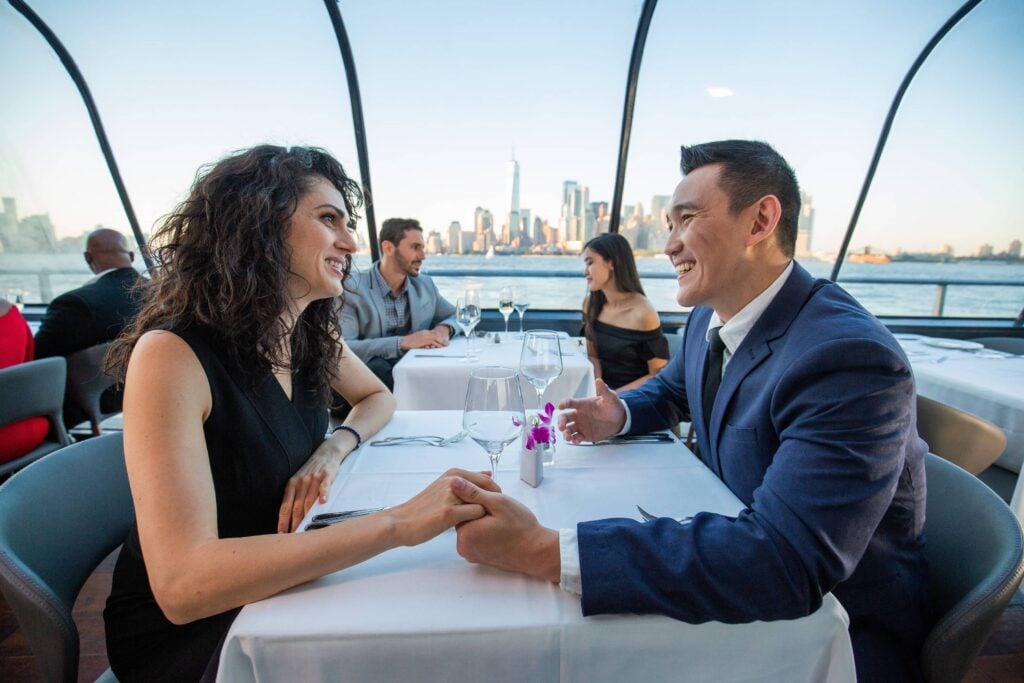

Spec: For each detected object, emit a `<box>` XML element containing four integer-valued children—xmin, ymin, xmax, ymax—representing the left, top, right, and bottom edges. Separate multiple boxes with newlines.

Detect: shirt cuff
<box><xmin>558</xmin><ymin>528</ymin><xmax>583</xmax><ymax>596</ymax></box>
<box><xmin>394</xmin><ymin>337</ymin><xmax>403</xmax><ymax>358</ymax></box>
<box><xmin>617</xmin><ymin>397</ymin><xmax>632</xmax><ymax>435</ymax></box>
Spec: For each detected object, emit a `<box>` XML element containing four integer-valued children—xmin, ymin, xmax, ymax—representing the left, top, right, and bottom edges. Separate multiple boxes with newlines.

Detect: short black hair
<box><xmin>379</xmin><ymin>218</ymin><xmax>423</xmax><ymax>246</ymax></box>
<box><xmin>680</xmin><ymin>140</ymin><xmax>800</xmax><ymax>257</ymax></box>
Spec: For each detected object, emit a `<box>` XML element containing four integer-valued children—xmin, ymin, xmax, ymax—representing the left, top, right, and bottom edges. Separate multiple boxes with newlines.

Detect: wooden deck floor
<box><xmin>1</xmin><ymin>549</ymin><xmax>1021</xmax><ymax>681</ymax></box>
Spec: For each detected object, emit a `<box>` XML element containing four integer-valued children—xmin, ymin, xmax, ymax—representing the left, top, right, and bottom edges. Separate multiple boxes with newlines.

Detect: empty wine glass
<box><xmin>513</xmin><ymin>287</ymin><xmax>529</xmax><ymax>336</ymax></box>
<box><xmin>498</xmin><ymin>286</ymin><xmax>514</xmax><ymax>339</ymax></box>
<box><xmin>456</xmin><ymin>292</ymin><xmax>481</xmax><ymax>362</ymax></box>
<box><xmin>519</xmin><ymin>330</ymin><xmax>563</xmax><ymax>409</ymax></box>
<box><xmin>463</xmin><ymin>366</ymin><xmax>525</xmax><ymax>477</ymax></box>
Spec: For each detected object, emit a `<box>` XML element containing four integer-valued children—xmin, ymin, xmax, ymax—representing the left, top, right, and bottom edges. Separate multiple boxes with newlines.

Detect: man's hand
<box><xmin>386</xmin><ymin>469</ymin><xmax>500</xmax><ymax>546</ymax></box>
<box><xmin>453</xmin><ymin>479</ymin><xmax>561</xmax><ymax>583</ymax></box>
<box><xmin>557</xmin><ymin>379</ymin><xmax>626</xmax><ymax>444</ymax></box>
<box><xmin>401</xmin><ymin>328</ymin><xmax>451</xmax><ymax>350</ymax></box>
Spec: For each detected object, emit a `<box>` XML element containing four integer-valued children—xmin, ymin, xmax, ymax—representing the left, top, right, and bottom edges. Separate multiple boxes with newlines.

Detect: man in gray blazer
<box><xmin>339</xmin><ymin>218</ymin><xmax>457</xmax><ymax>394</ymax></box>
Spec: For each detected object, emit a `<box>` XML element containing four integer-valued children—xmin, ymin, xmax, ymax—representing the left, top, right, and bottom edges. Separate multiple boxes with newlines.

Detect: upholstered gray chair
<box><xmin>917</xmin><ymin>395</ymin><xmax>1006</xmax><ymax>475</ymax></box>
<box><xmin>66</xmin><ymin>342</ymin><xmax>118</xmax><ymax>436</ymax></box>
<box><xmin>0</xmin><ymin>433</ymin><xmax>131</xmax><ymax>682</ymax></box>
<box><xmin>0</xmin><ymin>357</ymin><xmax>72</xmax><ymax>477</ymax></box>
<box><xmin>920</xmin><ymin>453</ymin><xmax>1024</xmax><ymax>683</ymax></box>
<box><xmin>971</xmin><ymin>336</ymin><xmax>1024</xmax><ymax>355</ymax></box>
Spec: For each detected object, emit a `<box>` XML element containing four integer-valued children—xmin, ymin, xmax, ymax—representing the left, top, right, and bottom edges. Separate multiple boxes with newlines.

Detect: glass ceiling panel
<box><xmin>22</xmin><ymin>0</ymin><xmax>363</xmax><ymax>245</ymax></box>
<box><xmin>836</xmin><ymin>0</ymin><xmax>1024</xmax><ymax>319</ymax></box>
<box><xmin>626</xmin><ymin>0</ymin><xmax>966</xmax><ymax>311</ymax></box>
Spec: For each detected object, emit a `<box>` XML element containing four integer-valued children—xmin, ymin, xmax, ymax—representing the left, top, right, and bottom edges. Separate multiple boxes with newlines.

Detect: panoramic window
<box><xmin>1</xmin><ymin>0</ymin><xmax>362</xmax><ymax>303</ymax></box>
<box><xmin>625</xmin><ymin>0</ymin><xmax>969</xmax><ymax>313</ymax></box>
<box><xmin>338</xmin><ymin>0</ymin><xmax>641</xmax><ymax>311</ymax></box>
<box><xmin>835</xmin><ymin>0</ymin><xmax>1024</xmax><ymax>319</ymax></box>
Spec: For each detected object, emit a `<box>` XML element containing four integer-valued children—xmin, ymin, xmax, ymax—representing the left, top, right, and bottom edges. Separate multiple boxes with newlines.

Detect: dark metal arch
<box><xmin>322</xmin><ymin>0</ymin><xmax>379</xmax><ymax>262</ymax></box>
<box><xmin>8</xmin><ymin>0</ymin><xmax>152</xmax><ymax>269</ymax></box>
<box><xmin>609</xmin><ymin>0</ymin><xmax>659</xmax><ymax>235</ymax></box>
<box><xmin>830</xmin><ymin>0</ymin><xmax>984</xmax><ymax>281</ymax></box>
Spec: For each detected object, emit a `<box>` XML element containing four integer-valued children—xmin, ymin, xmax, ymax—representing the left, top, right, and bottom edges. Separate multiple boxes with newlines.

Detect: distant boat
<box><xmin>485</xmin><ymin>245</ymin><xmax>495</xmax><ymax>259</ymax></box>
<box><xmin>848</xmin><ymin>248</ymin><xmax>891</xmax><ymax>264</ymax></box>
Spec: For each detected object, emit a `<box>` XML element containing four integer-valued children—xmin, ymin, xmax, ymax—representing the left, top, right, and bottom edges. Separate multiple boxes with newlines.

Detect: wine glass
<box><xmin>456</xmin><ymin>292</ymin><xmax>481</xmax><ymax>362</ymax></box>
<box><xmin>513</xmin><ymin>287</ymin><xmax>530</xmax><ymax>336</ymax></box>
<box><xmin>519</xmin><ymin>330</ymin><xmax>563</xmax><ymax>410</ymax></box>
<box><xmin>462</xmin><ymin>366</ymin><xmax>525</xmax><ymax>477</ymax></box>
<box><xmin>498</xmin><ymin>286</ymin><xmax>515</xmax><ymax>339</ymax></box>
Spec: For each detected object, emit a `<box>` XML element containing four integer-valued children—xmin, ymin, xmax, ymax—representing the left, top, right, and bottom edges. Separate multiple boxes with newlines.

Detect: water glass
<box><xmin>519</xmin><ymin>330</ymin><xmax>563</xmax><ymax>408</ymax></box>
<box><xmin>456</xmin><ymin>291</ymin><xmax>481</xmax><ymax>362</ymax></box>
<box><xmin>498</xmin><ymin>286</ymin><xmax>514</xmax><ymax>338</ymax></box>
<box><xmin>514</xmin><ymin>287</ymin><xmax>530</xmax><ymax>336</ymax></box>
<box><xmin>463</xmin><ymin>366</ymin><xmax>525</xmax><ymax>477</ymax></box>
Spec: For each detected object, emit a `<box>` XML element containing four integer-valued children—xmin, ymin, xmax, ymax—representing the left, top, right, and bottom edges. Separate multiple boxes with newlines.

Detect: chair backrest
<box><xmin>66</xmin><ymin>342</ymin><xmax>117</xmax><ymax>436</ymax></box>
<box><xmin>0</xmin><ymin>433</ymin><xmax>134</xmax><ymax>683</ymax></box>
<box><xmin>970</xmin><ymin>336</ymin><xmax>1024</xmax><ymax>355</ymax></box>
<box><xmin>916</xmin><ymin>395</ymin><xmax>1006</xmax><ymax>475</ymax></box>
<box><xmin>666</xmin><ymin>329</ymin><xmax>684</xmax><ymax>359</ymax></box>
<box><xmin>921</xmin><ymin>453</ymin><xmax>1024</xmax><ymax>683</ymax></box>
<box><xmin>0</xmin><ymin>357</ymin><xmax>72</xmax><ymax>475</ymax></box>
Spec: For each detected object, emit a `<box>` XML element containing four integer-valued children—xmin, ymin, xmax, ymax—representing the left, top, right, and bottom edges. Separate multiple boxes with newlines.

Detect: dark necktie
<box><xmin>703</xmin><ymin>327</ymin><xmax>726</xmax><ymax>432</ymax></box>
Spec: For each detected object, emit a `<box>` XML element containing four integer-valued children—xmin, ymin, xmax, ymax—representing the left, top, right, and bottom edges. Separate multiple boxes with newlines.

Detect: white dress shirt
<box><xmin>559</xmin><ymin>261</ymin><xmax>795</xmax><ymax>595</ymax></box>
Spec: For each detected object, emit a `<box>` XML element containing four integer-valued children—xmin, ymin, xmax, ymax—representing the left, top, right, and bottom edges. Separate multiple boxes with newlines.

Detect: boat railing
<box><xmin>3</xmin><ymin>267</ymin><xmax>1021</xmax><ymax>318</ymax></box>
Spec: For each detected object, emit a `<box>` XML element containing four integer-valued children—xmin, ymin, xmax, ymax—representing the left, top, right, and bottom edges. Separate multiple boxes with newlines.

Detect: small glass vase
<box><xmin>536</xmin><ymin>441</ymin><xmax>555</xmax><ymax>467</ymax></box>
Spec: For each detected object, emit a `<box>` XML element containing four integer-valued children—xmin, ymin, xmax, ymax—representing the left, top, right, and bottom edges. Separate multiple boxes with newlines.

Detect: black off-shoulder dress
<box><xmin>589</xmin><ymin>319</ymin><xmax>669</xmax><ymax>389</ymax></box>
<box><xmin>104</xmin><ymin>326</ymin><xmax>327</xmax><ymax>682</ymax></box>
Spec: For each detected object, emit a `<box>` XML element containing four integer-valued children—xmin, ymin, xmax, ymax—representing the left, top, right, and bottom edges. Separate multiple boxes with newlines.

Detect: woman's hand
<box><xmin>386</xmin><ymin>469</ymin><xmax>501</xmax><ymax>547</ymax></box>
<box><xmin>278</xmin><ymin>439</ymin><xmax>352</xmax><ymax>533</ymax></box>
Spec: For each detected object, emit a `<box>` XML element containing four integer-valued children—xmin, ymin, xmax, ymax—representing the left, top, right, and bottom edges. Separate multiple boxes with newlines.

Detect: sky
<box><xmin>1</xmin><ymin>0</ymin><xmax>1021</xmax><ymax>257</ymax></box>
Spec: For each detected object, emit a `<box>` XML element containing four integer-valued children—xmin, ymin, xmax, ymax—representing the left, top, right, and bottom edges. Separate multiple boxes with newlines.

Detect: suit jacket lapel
<box><xmin>706</xmin><ymin>263</ymin><xmax>819</xmax><ymax>460</ymax></box>
<box><xmin>407</xmin><ymin>279</ymin><xmax>428</xmax><ymax>331</ymax></box>
<box><xmin>366</xmin><ymin>267</ymin><xmax>390</xmax><ymax>338</ymax></box>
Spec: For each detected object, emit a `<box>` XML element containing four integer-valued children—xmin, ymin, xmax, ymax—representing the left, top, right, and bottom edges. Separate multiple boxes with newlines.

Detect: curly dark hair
<box><xmin>107</xmin><ymin>144</ymin><xmax>363</xmax><ymax>403</ymax></box>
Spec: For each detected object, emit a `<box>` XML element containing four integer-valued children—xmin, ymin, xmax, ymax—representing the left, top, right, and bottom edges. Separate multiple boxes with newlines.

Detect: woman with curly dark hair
<box><xmin>103</xmin><ymin>145</ymin><xmax>492</xmax><ymax>681</ymax></box>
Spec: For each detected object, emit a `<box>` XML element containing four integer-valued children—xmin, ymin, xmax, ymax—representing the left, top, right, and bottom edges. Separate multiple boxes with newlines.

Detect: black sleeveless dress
<box><xmin>588</xmin><ymin>319</ymin><xmax>669</xmax><ymax>390</ymax></box>
<box><xmin>104</xmin><ymin>326</ymin><xmax>328</xmax><ymax>682</ymax></box>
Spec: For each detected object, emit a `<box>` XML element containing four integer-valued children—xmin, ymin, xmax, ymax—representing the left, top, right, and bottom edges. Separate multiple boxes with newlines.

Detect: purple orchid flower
<box><xmin>513</xmin><ymin>405</ymin><xmax>557</xmax><ymax>450</ymax></box>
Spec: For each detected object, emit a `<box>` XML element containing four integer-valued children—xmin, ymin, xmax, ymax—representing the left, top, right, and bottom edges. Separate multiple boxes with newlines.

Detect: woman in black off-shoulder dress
<box><xmin>580</xmin><ymin>233</ymin><xmax>668</xmax><ymax>392</ymax></box>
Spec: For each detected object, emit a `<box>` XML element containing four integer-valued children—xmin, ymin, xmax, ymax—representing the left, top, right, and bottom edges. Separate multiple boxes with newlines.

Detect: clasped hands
<box><xmin>455</xmin><ymin>379</ymin><xmax>626</xmax><ymax>582</ymax></box>
<box><xmin>401</xmin><ymin>326</ymin><xmax>453</xmax><ymax>351</ymax></box>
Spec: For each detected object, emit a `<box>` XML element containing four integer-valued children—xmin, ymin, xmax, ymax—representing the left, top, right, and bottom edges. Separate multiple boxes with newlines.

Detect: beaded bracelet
<box><xmin>331</xmin><ymin>424</ymin><xmax>363</xmax><ymax>449</ymax></box>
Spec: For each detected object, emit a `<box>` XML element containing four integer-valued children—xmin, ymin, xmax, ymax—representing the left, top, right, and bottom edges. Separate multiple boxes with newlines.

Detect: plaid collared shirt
<box><xmin>371</xmin><ymin>264</ymin><xmax>412</xmax><ymax>356</ymax></box>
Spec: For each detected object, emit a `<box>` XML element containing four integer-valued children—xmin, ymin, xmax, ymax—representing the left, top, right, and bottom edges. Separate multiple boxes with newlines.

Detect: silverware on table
<box><xmin>636</xmin><ymin>505</ymin><xmax>693</xmax><ymax>524</ymax></box>
<box><xmin>369</xmin><ymin>431</ymin><xmax>469</xmax><ymax>447</ymax></box>
<box><xmin>576</xmin><ymin>433</ymin><xmax>676</xmax><ymax>446</ymax></box>
<box><xmin>412</xmin><ymin>353</ymin><xmax>467</xmax><ymax>358</ymax></box>
<box><xmin>305</xmin><ymin>507</ymin><xmax>385</xmax><ymax>530</ymax></box>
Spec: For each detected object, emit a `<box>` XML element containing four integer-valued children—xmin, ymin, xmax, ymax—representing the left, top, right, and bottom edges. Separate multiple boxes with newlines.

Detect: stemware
<box><xmin>513</xmin><ymin>287</ymin><xmax>530</xmax><ymax>336</ymax></box>
<box><xmin>498</xmin><ymin>286</ymin><xmax>515</xmax><ymax>338</ymax></box>
<box><xmin>462</xmin><ymin>366</ymin><xmax>525</xmax><ymax>477</ymax></box>
<box><xmin>455</xmin><ymin>291</ymin><xmax>481</xmax><ymax>362</ymax></box>
<box><xmin>519</xmin><ymin>330</ymin><xmax>563</xmax><ymax>409</ymax></box>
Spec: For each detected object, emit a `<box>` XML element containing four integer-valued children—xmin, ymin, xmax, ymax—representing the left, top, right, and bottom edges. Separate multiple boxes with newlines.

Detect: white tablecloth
<box><xmin>901</xmin><ymin>335</ymin><xmax>1024</xmax><ymax>519</ymax></box>
<box><xmin>217</xmin><ymin>411</ymin><xmax>854</xmax><ymax>683</ymax></box>
<box><xmin>392</xmin><ymin>335</ymin><xmax>596</xmax><ymax>410</ymax></box>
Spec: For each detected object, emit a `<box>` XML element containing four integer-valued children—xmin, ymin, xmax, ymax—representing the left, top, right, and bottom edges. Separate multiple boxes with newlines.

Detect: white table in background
<box><xmin>392</xmin><ymin>335</ymin><xmax>596</xmax><ymax>410</ymax></box>
<box><xmin>217</xmin><ymin>411</ymin><xmax>854</xmax><ymax>683</ymax></box>
<box><xmin>899</xmin><ymin>335</ymin><xmax>1024</xmax><ymax>520</ymax></box>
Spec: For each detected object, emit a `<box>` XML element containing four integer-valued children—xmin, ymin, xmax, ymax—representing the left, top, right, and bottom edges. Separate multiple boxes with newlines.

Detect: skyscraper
<box><xmin>796</xmin><ymin>191</ymin><xmax>815</xmax><ymax>257</ymax></box>
<box><xmin>473</xmin><ymin>207</ymin><xmax>493</xmax><ymax>253</ymax></box>
<box><xmin>505</xmin><ymin>157</ymin><xmax>521</xmax><ymax>244</ymax></box>
<box><xmin>448</xmin><ymin>220</ymin><xmax>463</xmax><ymax>255</ymax></box>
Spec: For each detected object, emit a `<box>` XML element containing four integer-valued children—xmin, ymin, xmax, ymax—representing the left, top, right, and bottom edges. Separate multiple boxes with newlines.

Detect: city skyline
<box><xmin>2</xmin><ymin>1</ymin><xmax>1021</xmax><ymax>257</ymax></box>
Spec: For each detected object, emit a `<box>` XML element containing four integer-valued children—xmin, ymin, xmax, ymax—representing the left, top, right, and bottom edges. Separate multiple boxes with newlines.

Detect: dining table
<box><xmin>391</xmin><ymin>333</ymin><xmax>596</xmax><ymax>411</ymax></box>
<box><xmin>215</xmin><ymin>410</ymin><xmax>855</xmax><ymax>683</ymax></box>
<box><xmin>897</xmin><ymin>334</ymin><xmax>1024</xmax><ymax>520</ymax></box>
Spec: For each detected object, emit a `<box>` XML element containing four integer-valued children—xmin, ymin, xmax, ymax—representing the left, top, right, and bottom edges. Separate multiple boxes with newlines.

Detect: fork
<box><xmin>370</xmin><ymin>431</ymin><xmax>468</xmax><ymax>447</ymax></box>
<box><xmin>636</xmin><ymin>505</ymin><xmax>693</xmax><ymax>524</ymax></box>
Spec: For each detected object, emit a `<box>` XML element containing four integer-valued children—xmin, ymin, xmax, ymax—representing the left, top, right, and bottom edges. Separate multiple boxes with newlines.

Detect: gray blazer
<box><xmin>339</xmin><ymin>264</ymin><xmax>457</xmax><ymax>361</ymax></box>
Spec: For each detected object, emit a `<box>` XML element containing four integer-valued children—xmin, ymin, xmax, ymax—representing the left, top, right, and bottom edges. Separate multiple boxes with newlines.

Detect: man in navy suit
<box><xmin>454</xmin><ymin>141</ymin><xmax>929</xmax><ymax>681</ymax></box>
<box><xmin>35</xmin><ymin>228</ymin><xmax>142</xmax><ymax>427</ymax></box>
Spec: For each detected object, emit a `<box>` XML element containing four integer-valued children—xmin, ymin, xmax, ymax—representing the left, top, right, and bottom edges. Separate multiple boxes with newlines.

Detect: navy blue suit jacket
<box><xmin>577</xmin><ymin>263</ymin><xmax>928</xmax><ymax>680</ymax></box>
